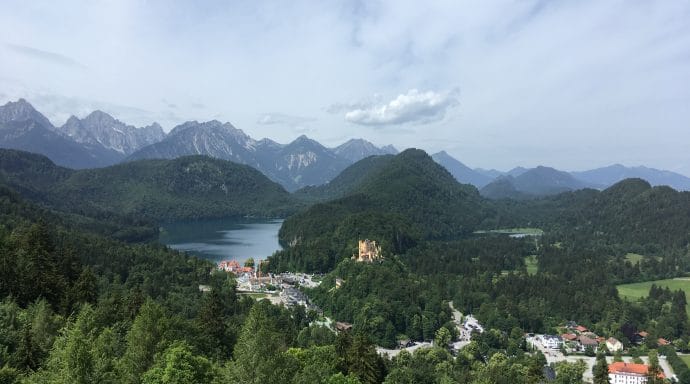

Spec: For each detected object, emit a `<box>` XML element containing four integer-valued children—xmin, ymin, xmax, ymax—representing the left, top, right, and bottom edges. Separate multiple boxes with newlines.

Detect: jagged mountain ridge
<box><xmin>58</xmin><ymin>110</ymin><xmax>165</xmax><ymax>155</ymax></box>
<box><xmin>128</xmin><ymin>125</ymin><xmax>394</xmax><ymax>191</ymax></box>
<box><xmin>0</xmin><ymin>99</ymin><xmax>399</xmax><ymax>190</ymax></box>
<box><xmin>127</xmin><ymin>120</ymin><xmax>260</xmax><ymax>164</ymax></box>
<box><xmin>0</xmin><ymin>100</ymin><xmax>124</xmax><ymax>168</ymax></box>
<box><xmin>0</xmin><ymin>99</ymin><xmax>54</xmax><ymax>129</ymax></box>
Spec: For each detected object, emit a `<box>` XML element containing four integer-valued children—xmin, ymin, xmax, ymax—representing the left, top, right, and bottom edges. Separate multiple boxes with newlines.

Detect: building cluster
<box><xmin>608</xmin><ymin>362</ymin><xmax>664</xmax><ymax>384</ymax></box>
<box><xmin>218</xmin><ymin>259</ymin><xmax>257</xmax><ymax>277</ymax></box>
<box><xmin>539</xmin><ymin>323</ymin><xmax>626</xmax><ymax>354</ymax></box>
<box><xmin>555</xmin><ymin>325</ymin><xmax>671</xmax><ymax>354</ymax></box>
<box><xmin>352</xmin><ymin>239</ymin><xmax>383</xmax><ymax>262</ymax></box>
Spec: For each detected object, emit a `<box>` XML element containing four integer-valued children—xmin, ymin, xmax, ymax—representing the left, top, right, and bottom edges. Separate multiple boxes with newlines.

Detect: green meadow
<box><xmin>617</xmin><ymin>278</ymin><xmax>690</xmax><ymax>316</ymax></box>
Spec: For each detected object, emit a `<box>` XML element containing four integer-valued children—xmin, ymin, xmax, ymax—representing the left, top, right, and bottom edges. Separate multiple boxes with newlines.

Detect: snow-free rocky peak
<box><xmin>58</xmin><ymin>110</ymin><xmax>165</xmax><ymax>155</ymax></box>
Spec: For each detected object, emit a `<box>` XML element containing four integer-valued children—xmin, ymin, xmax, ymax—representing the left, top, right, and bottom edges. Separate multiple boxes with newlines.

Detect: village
<box><xmin>213</xmin><ymin>240</ymin><xmax>683</xmax><ymax>383</ymax></box>
<box><xmin>527</xmin><ymin>325</ymin><xmax>676</xmax><ymax>382</ymax></box>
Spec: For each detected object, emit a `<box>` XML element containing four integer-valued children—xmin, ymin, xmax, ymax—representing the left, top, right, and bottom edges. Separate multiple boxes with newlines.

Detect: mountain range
<box><xmin>0</xmin><ymin>99</ymin><xmax>397</xmax><ymax>191</ymax></box>
<box><xmin>1</xmin><ymin>98</ymin><xmax>689</xmax><ymax>197</ymax></box>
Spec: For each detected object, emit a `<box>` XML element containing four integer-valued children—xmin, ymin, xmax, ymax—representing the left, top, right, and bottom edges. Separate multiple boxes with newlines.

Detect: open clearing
<box><xmin>617</xmin><ymin>278</ymin><xmax>690</xmax><ymax>316</ymax></box>
<box><xmin>624</xmin><ymin>253</ymin><xmax>645</xmax><ymax>264</ymax></box>
<box><xmin>525</xmin><ymin>255</ymin><xmax>538</xmax><ymax>275</ymax></box>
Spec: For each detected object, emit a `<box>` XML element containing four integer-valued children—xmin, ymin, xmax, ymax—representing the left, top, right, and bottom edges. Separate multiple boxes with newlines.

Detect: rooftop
<box><xmin>609</xmin><ymin>362</ymin><xmax>664</xmax><ymax>378</ymax></box>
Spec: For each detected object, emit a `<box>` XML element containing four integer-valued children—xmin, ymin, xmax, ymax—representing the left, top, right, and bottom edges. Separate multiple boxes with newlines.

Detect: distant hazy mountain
<box><xmin>380</xmin><ymin>144</ymin><xmax>398</xmax><ymax>154</ymax></box>
<box><xmin>514</xmin><ymin>166</ymin><xmax>592</xmax><ymax>195</ymax></box>
<box><xmin>58</xmin><ymin>110</ymin><xmax>165</xmax><ymax>156</ymax></box>
<box><xmin>474</xmin><ymin>168</ymin><xmax>504</xmax><ymax>179</ymax></box>
<box><xmin>481</xmin><ymin>166</ymin><xmax>593</xmax><ymax>199</ymax></box>
<box><xmin>507</xmin><ymin>166</ymin><xmax>529</xmax><ymax>177</ymax></box>
<box><xmin>332</xmin><ymin>138</ymin><xmax>398</xmax><ymax>163</ymax></box>
<box><xmin>572</xmin><ymin>164</ymin><xmax>690</xmax><ymax>191</ymax></box>
<box><xmin>0</xmin><ymin>100</ymin><xmax>122</xmax><ymax>168</ymax></box>
<box><xmin>478</xmin><ymin>176</ymin><xmax>530</xmax><ymax>200</ymax></box>
<box><xmin>431</xmin><ymin>151</ymin><xmax>493</xmax><ymax>188</ymax></box>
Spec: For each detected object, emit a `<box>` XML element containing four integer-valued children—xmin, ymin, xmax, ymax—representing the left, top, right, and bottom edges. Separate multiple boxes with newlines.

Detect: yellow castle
<box><xmin>352</xmin><ymin>239</ymin><xmax>382</xmax><ymax>262</ymax></box>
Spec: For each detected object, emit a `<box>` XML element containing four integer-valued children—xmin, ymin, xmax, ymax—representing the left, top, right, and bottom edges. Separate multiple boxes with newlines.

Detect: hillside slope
<box><xmin>0</xmin><ymin>149</ymin><xmax>300</xmax><ymax>221</ymax></box>
<box><xmin>270</xmin><ymin>149</ymin><xmax>496</xmax><ymax>272</ymax></box>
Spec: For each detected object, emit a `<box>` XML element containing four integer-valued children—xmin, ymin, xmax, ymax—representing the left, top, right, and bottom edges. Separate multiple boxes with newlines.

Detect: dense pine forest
<box><xmin>1</xmin><ymin>148</ymin><xmax>690</xmax><ymax>383</ymax></box>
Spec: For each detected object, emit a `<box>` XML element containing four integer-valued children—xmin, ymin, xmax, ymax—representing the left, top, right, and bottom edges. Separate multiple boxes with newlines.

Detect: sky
<box><xmin>2</xmin><ymin>0</ymin><xmax>690</xmax><ymax>174</ymax></box>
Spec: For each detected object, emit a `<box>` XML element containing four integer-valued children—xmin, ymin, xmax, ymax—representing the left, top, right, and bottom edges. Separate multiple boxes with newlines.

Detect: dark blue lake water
<box><xmin>159</xmin><ymin>218</ymin><xmax>283</xmax><ymax>263</ymax></box>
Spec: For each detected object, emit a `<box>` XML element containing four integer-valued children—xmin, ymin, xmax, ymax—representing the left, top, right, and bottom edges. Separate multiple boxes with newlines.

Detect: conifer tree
<box><xmin>592</xmin><ymin>352</ymin><xmax>610</xmax><ymax>384</ymax></box>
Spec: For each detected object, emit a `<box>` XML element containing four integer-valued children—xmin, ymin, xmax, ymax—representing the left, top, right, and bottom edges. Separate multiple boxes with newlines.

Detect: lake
<box><xmin>159</xmin><ymin>218</ymin><xmax>284</xmax><ymax>264</ymax></box>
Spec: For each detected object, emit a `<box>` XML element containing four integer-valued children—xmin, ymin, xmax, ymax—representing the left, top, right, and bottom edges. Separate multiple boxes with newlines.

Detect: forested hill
<box><xmin>0</xmin><ymin>149</ymin><xmax>301</xmax><ymax>223</ymax></box>
<box><xmin>269</xmin><ymin>149</ymin><xmax>498</xmax><ymax>272</ymax></box>
<box><xmin>503</xmin><ymin>178</ymin><xmax>690</xmax><ymax>251</ymax></box>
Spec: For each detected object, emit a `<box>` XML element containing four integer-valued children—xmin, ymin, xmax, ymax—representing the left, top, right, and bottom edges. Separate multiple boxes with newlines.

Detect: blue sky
<box><xmin>2</xmin><ymin>1</ymin><xmax>689</xmax><ymax>174</ymax></box>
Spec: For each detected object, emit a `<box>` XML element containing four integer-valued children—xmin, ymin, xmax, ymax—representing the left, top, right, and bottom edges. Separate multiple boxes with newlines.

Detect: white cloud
<box><xmin>343</xmin><ymin>89</ymin><xmax>458</xmax><ymax>126</ymax></box>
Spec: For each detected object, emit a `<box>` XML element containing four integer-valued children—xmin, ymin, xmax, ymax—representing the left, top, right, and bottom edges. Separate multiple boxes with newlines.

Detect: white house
<box><xmin>606</xmin><ymin>337</ymin><xmax>623</xmax><ymax>352</ymax></box>
<box><xmin>542</xmin><ymin>335</ymin><xmax>563</xmax><ymax>349</ymax></box>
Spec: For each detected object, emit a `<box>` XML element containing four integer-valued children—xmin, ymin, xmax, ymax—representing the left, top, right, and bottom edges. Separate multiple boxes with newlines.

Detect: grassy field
<box><xmin>525</xmin><ymin>255</ymin><xmax>538</xmax><ymax>275</ymax></box>
<box><xmin>475</xmin><ymin>227</ymin><xmax>544</xmax><ymax>235</ymax></box>
<box><xmin>680</xmin><ymin>354</ymin><xmax>690</xmax><ymax>368</ymax></box>
<box><xmin>617</xmin><ymin>278</ymin><xmax>690</xmax><ymax>316</ymax></box>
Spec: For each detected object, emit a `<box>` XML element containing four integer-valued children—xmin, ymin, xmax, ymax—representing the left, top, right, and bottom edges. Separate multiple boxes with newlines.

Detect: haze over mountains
<box><xmin>1</xmin><ymin>99</ymin><xmax>689</xmax><ymax>195</ymax></box>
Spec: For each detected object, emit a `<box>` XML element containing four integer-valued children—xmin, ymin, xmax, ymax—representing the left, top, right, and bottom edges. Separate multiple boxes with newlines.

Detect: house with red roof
<box><xmin>561</xmin><ymin>333</ymin><xmax>578</xmax><ymax>342</ymax></box>
<box><xmin>608</xmin><ymin>362</ymin><xmax>664</xmax><ymax>384</ymax></box>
